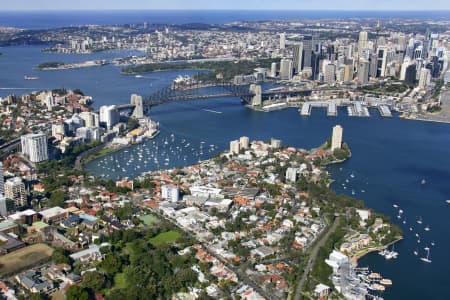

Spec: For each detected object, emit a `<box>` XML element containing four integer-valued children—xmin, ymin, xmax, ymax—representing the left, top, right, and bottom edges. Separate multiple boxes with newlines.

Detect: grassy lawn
<box><xmin>149</xmin><ymin>230</ymin><xmax>181</xmax><ymax>246</ymax></box>
<box><xmin>0</xmin><ymin>243</ymin><xmax>54</xmax><ymax>276</ymax></box>
<box><xmin>139</xmin><ymin>214</ymin><xmax>160</xmax><ymax>226</ymax></box>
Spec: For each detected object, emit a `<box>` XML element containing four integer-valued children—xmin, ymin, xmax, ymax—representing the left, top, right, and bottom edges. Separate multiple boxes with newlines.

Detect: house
<box><xmin>15</xmin><ymin>270</ymin><xmax>55</xmax><ymax>294</ymax></box>
<box><xmin>314</xmin><ymin>283</ymin><xmax>331</xmax><ymax>298</ymax></box>
<box><xmin>251</xmin><ymin>246</ymin><xmax>275</xmax><ymax>258</ymax></box>
<box><xmin>0</xmin><ymin>232</ymin><xmax>25</xmax><ymax>255</ymax></box>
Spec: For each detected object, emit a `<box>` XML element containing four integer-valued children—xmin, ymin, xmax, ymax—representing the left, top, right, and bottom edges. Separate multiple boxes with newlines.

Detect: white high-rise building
<box><xmin>21</xmin><ymin>133</ymin><xmax>48</xmax><ymax>163</ymax></box>
<box><xmin>161</xmin><ymin>185</ymin><xmax>179</xmax><ymax>202</ymax></box>
<box><xmin>358</xmin><ymin>60</ymin><xmax>370</xmax><ymax>84</ymax></box>
<box><xmin>0</xmin><ymin>162</ymin><xmax>4</xmax><ymax>196</ymax></box>
<box><xmin>358</xmin><ymin>31</ymin><xmax>368</xmax><ymax>50</ymax></box>
<box><xmin>279</xmin><ymin>33</ymin><xmax>286</xmax><ymax>50</ymax></box>
<box><xmin>5</xmin><ymin>177</ymin><xmax>26</xmax><ymax>207</ymax></box>
<box><xmin>331</xmin><ymin>125</ymin><xmax>343</xmax><ymax>151</ymax></box>
<box><xmin>400</xmin><ymin>58</ymin><xmax>412</xmax><ymax>81</ymax></box>
<box><xmin>79</xmin><ymin>111</ymin><xmax>99</xmax><ymax>128</ymax></box>
<box><xmin>99</xmin><ymin>105</ymin><xmax>120</xmax><ymax>129</ymax></box>
<box><xmin>418</xmin><ymin>68</ymin><xmax>431</xmax><ymax>89</ymax></box>
<box><xmin>324</xmin><ymin>64</ymin><xmax>336</xmax><ymax>84</ymax></box>
<box><xmin>279</xmin><ymin>58</ymin><xmax>293</xmax><ymax>80</ymax></box>
<box><xmin>230</xmin><ymin>140</ymin><xmax>240</xmax><ymax>154</ymax></box>
<box><xmin>270</xmin><ymin>62</ymin><xmax>277</xmax><ymax>78</ymax></box>
<box><xmin>239</xmin><ymin>136</ymin><xmax>250</xmax><ymax>150</ymax></box>
<box><xmin>0</xmin><ymin>195</ymin><xmax>7</xmax><ymax>217</ymax></box>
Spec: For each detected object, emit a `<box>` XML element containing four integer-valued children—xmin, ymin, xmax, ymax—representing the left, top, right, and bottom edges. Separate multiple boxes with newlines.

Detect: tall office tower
<box><xmin>358</xmin><ymin>61</ymin><xmax>370</xmax><ymax>84</ymax></box>
<box><xmin>230</xmin><ymin>140</ymin><xmax>240</xmax><ymax>155</ymax></box>
<box><xmin>404</xmin><ymin>64</ymin><xmax>417</xmax><ymax>85</ymax></box>
<box><xmin>302</xmin><ymin>35</ymin><xmax>313</xmax><ymax>70</ymax></box>
<box><xmin>279</xmin><ymin>58</ymin><xmax>293</xmax><ymax>80</ymax></box>
<box><xmin>324</xmin><ymin>64</ymin><xmax>336</xmax><ymax>84</ymax></box>
<box><xmin>344</xmin><ymin>64</ymin><xmax>354</xmax><ymax>82</ymax></box>
<box><xmin>239</xmin><ymin>136</ymin><xmax>250</xmax><ymax>150</ymax></box>
<box><xmin>358</xmin><ymin>31</ymin><xmax>368</xmax><ymax>50</ymax></box>
<box><xmin>21</xmin><ymin>133</ymin><xmax>48</xmax><ymax>163</ymax></box>
<box><xmin>279</xmin><ymin>33</ymin><xmax>286</xmax><ymax>50</ymax></box>
<box><xmin>0</xmin><ymin>162</ymin><xmax>4</xmax><ymax>196</ymax></box>
<box><xmin>99</xmin><ymin>105</ymin><xmax>120</xmax><ymax>129</ymax></box>
<box><xmin>5</xmin><ymin>177</ymin><xmax>26</xmax><ymax>207</ymax></box>
<box><xmin>423</xmin><ymin>29</ymin><xmax>431</xmax><ymax>59</ymax></box>
<box><xmin>376</xmin><ymin>46</ymin><xmax>388</xmax><ymax>78</ymax></box>
<box><xmin>369</xmin><ymin>53</ymin><xmax>378</xmax><ymax>78</ymax></box>
<box><xmin>400</xmin><ymin>58</ymin><xmax>412</xmax><ymax>81</ymax></box>
<box><xmin>418</xmin><ymin>68</ymin><xmax>431</xmax><ymax>89</ymax></box>
<box><xmin>79</xmin><ymin>112</ymin><xmax>99</xmax><ymax>128</ymax></box>
<box><xmin>331</xmin><ymin>125</ymin><xmax>343</xmax><ymax>151</ymax></box>
<box><xmin>0</xmin><ymin>195</ymin><xmax>6</xmax><ymax>217</ymax></box>
<box><xmin>270</xmin><ymin>62</ymin><xmax>277</xmax><ymax>78</ymax></box>
<box><xmin>414</xmin><ymin>46</ymin><xmax>423</xmax><ymax>60</ymax></box>
<box><xmin>311</xmin><ymin>52</ymin><xmax>321</xmax><ymax>80</ymax></box>
<box><xmin>293</xmin><ymin>43</ymin><xmax>304</xmax><ymax>73</ymax></box>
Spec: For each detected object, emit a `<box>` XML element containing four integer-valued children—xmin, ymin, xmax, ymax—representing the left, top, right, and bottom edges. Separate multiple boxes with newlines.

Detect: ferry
<box><xmin>135</xmin><ymin>75</ymin><xmax>143</xmax><ymax>78</ymax></box>
<box><xmin>24</xmin><ymin>75</ymin><xmax>39</xmax><ymax>80</ymax></box>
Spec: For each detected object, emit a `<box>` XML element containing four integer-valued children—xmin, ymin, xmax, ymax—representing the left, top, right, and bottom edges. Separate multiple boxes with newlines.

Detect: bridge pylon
<box><xmin>130</xmin><ymin>94</ymin><xmax>144</xmax><ymax>118</ymax></box>
<box><xmin>249</xmin><ymin>84</ymin><xmax>262</xmax><ymax>106</ymax></box>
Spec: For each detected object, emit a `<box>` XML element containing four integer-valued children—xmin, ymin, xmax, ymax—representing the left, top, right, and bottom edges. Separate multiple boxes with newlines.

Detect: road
<box><xmin>293</xmin><ymin>216</ymin><xmax>340</xmax><ymax>300</ymax></box>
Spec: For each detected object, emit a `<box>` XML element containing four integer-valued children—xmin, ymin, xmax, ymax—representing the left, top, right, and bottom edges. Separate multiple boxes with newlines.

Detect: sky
<box><xmin>1</xmin><ymin>0</ymin><xmax>450</xmax><ymax>11</ymax></box>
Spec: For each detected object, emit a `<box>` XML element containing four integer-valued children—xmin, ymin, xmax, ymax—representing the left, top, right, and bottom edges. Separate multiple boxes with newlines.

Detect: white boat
<box><xmin>446</xmin><ymin>200</ymin><xmax>450</xmax><ymax>204</ymax></box>
<box><xmin>399</xmin><ymin>209</ymin><xmax>403</xmax><ymax>214</ymax></box>
<box><xmin>24</xmin><ymin>75</ymin><xmax>39</xmax><ymax>80</ymax></box>
<box><xmin>431</xmin><ymin>241</ymin><xmax>435</xmax><ymax>246</ymax></box>
<box><xmin>393</xmin><ymin>204</ymin><xmax>398</xmax><ymax>208</ymax></box>
<box><xmin>421</xmin><ymin>179</ymin><xmax>426</xmax><ymax>185</ymax></box>
<box><xmin>413</xmin><ymin>250</ymin><xmax>418</xmax><ymax>256</ymax></box>
<box><xmin>350</xmin><ymin>173</ymin><xmax>355</xmax><ymax>178</ymax></box>
<box><xmin>135</xmin><ymin>75</ymin><xmax>143</xmax><ymax>78</ymax></box>
<box><xmin>424</xmin><ymin>225</ymin><xmax>430</xmax><ymax>232</ymax></box>
<box><xmin>420</xmin><ymin>248</ymin><xmax>432</xmax><ymax>263</ymax></box>
<box><xmin>417</xmin><ymin>217</ymin><xmax>423</xmax><ymax>224</ymax></box>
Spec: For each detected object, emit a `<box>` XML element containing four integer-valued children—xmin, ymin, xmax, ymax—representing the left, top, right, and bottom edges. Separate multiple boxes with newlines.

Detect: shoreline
<box><xmin>351</xmin><ymin>237</ymin><xmax>404</xmax><ymax>265</ymax></box>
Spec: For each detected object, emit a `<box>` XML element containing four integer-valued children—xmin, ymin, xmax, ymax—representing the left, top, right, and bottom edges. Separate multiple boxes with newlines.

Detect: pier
<box><xmin>300</xmin><ymin>100</ymin><xmax>394</xmax><ymax>118</ymax></box>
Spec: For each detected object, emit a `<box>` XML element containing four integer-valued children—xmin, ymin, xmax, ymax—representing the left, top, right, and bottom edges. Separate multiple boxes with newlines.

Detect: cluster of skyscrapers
<box><xmin>273</xmin><ymin>26</ymin><xmax>444</xmax><ymax>87</ymax></box>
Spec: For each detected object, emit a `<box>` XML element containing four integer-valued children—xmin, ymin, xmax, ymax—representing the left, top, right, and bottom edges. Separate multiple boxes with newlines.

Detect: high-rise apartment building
<box><xmin>358</xmin><ymin>31</ymin><xmax>368</xmax><ymax>50</ymax></box>
<box><xmin>21</xmin><ymin>133</ymin><xmax>48</xmax><ymax>163</ymax></box>
<box><xmin>293</xmin><ymin>43</ymin><xmax>304</xmax><ymax>73</ymax></box>
<box><xmin>230</xmin><ymin>140</ymin><xmax>240</xmax><ymax>154</ymax></box>
<box><xmin>331</xmin><ymin>125</ymin><xmax>343</xmax><ymax>151</ymax></box>
<box><xmin>0</xmin><ymin>162</ymin><xmax>4</xmax><ymax>196</ymax></box>
<box><xmin>279</xmin><ymin>58</ymin><xmax>293</xmax><ymax>80</ymax></box>
<box><xmin>5</xmin><ymin>177</ymin><xmax>26</xmax><ymax>207</ymax></box>
<box><xmin>99</xmin><ymin>105</ymin><xmax>120</xmax><ymax>129</ymax></box>
<box><xmin>279</xmin><ymin>33</ymin><xmax>286</xmax><ymax>50</ymax></box>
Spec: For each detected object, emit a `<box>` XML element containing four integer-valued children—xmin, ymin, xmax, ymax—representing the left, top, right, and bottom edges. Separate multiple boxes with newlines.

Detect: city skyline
<box><xmin>2</xmin><ymin>0</ymin><xmax>450</xmax><ymax>11</ymax></box>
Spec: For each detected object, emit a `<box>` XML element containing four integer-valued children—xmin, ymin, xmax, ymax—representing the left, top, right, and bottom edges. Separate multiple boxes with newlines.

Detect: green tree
<box><xmin>52</xmin><ymin>247</ymin><xmax>71</xmax><ymax>264</ymax></box>
<box><xmin>82</xmin><ymin>271</ymin><xmax>106</xmax><ymax>291</ymax></box>
<box><xmin>49</xmin><ymin>189</ymin><xmax>67</xmax><ymax>208</ymax></box>
<box><xmin>66</xmin><ymin>285</ymin><xmax>90</xmax><ymax>300</ymax></box>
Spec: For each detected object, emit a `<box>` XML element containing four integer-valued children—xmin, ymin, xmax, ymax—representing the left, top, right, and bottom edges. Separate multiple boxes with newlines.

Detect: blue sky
<box><xmin>2</xmin><ymin>0</ymin><xmax>450</xmax><ymax>11</ymax></box>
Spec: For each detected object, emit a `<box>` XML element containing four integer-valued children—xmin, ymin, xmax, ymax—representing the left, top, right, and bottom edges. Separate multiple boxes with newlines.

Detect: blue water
<box><xmin>1</xmin><ymin>16</ymin><xmax>450</xmax><ymax>299</ymax></box>
<box><xmin>1</xmin><ymin>10</ymin><xmax>450</xmax><ymax>29</ymax></box>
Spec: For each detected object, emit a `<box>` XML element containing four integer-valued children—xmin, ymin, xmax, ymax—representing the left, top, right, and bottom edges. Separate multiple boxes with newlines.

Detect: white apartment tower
<box><xmin>0</xmin><ymin>162</ymin><xmax>4</xmax><ymax>196</ymax></box>
<box><xmin>230</xmin><ymin>140</ymin><xmax>240</xmax><ymax>154</ymax></box>
<box><xmin>21</xmin><ymin>133</ymin><xmax>48</xmax><ymax>163</ymax></box>
<box><xmin>5</xmin><ymin>177</ymin><xmax>26</xmax><ymax>207</ymax></box>
<box><xmin>331</xmin><ymin>125</ymin><xmax>343</xmax><ymax>151</ymax></box>
<box><xmin>99</xmin><ymin>105</ymin><xmax>120</xmax><ymax>129</ymax></box>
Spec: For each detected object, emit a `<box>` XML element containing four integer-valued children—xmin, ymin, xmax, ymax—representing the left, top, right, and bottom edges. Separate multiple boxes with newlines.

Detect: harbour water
<box><xmin>1</xmin><ymin>39</ymin><xmax>450</xmax><ymax>300</ymax></box>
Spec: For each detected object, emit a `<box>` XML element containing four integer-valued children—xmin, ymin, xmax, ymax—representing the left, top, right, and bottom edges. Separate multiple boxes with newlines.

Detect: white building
<box><xmin>271</xmin><ymin>138</ymin><xmax>281</xmax><ymax>149</ymax></box>
<box><xmin>331</xmin><ymin>125</ymin><xmax>343</xmax><ymax>151</ymax></box>
<box><xmin>358</xmin><ymin>31</ymin><xmax>368</xmax><ymax>50</ymax></box>
<box><xmin>99</xmin><ymin>105</ymin><xmax>119</xmax><ymax>129</ymax></box>
<box><xmin>0</xmin><ymin>195</ymin><xmax>7</xmax><ymax>217</ymax></box>
<box><xmin>76</xmin><ymin>127</ymin><xmax>100</xmax><ymax>142</ymax></box>
<box><xmin>79</xmin><ymin>111</ymin><xmax>100</xmax><ymax>128</ymax></box>
<box><xmin>161</xmin><ymin>185</ymin><xmax>179</xmax><ymax>202</ymax></box>
<box><xmin>418</xmin><ymin>68</ymin><xmax>431</xmax><ymax>89</ymax></box>
<box><xmin>324</xmin><ymin>63</ymin><xmax>336</xmax><ymax>84</ymax></box>
<box><xmin>279</xmin><ymin>33</ymin><xmax>286</xmax><ymax>50</ymax></box>
<box><xmin>239</xmin><ymin>136</ymin><xmax>250</xmax><ymax>150</ymax></box>
<box><xmin>21</xmin><ymin>133</ymin><xmax>48</xmax><ymax>162</ymax></box>
<box><xmin>0</xmin><ymin>161</ymin><xmax>4</xmax><ymax>196</ymax></box>
<box><xmin>5</xmin><ymin>177</ymin><xmax>26</xmax><ymax>207</ymax></box>
<box><xmin>279</xmin><ymin>58</ymin><xmax>293</xmax><ymax>80</ymax></box>
<box><xmin>286</xmin><ymin>167</ymin><xmax>298</xmax><ymax>183</ymax></box>
<box><xmin>230</xmin><ymin>140</ymin><xmax>240</xmax><ymax>154</ymax></box>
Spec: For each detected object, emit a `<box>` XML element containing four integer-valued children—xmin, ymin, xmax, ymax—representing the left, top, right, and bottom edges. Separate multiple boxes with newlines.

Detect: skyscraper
<box><xmin>331</xmin><ymin>125</ymin><xmax>343</xmax><ymax>151</ymax></box>
<box><xmin>358</xmin><ymin>61</ymin><xmax>370</xmax><ymax>84</ymax></box>
<box><xmin>21</xmin><ymin>133</ymin><xmax>48</xmax><ymax>163</ymax></box>
<box><xmin>324</xmin><ymin>64</ymin><xmax>336</xmax><ymax>84</ymax></box>
<box><xmin>0</xmin><ymin>195</ymin><xmax>6</xmax><ymax>217</ymax></box>
<box><xmin>293</xmin><ymin>43</ymin><xmax>304</xmax><ymax>73</ymax></box>
<box><xmin>358</xmin><ymin>31</ymin><xmax>368</xmax><ymax>50</ymax></box>
<box><xmin>279</xmin><ymin>33</ymin><xmax>286</xmax><ymax>50</ymax></box>
<box><xmin>279</xmin><ymin>58</ymin><xmax>293</xmax><ymax>80</ymax></box>
<box><xmin>302</xmin><ymin>35</ymin><xmax>313</xmax><ymax>70</ymax></box>
<box><xmin>0</xmin><ymin>162</ymin><xmax>4</xmax><ymax>196</ymax></box>
<box><xmin>230</xmin><ymin>140</ymin><xmax>240</xmax><ymax>154</ymax></box>
<box><xmin>418</xmin><ymin>68</ymin><xmax>431</xmax><ymax>89</ymax></box>
<box><xmin>404</xmin><ymin>64</ymin><xmax>417</xmax><ymax>85</ymax></box>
